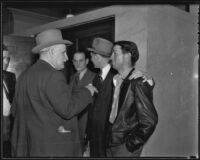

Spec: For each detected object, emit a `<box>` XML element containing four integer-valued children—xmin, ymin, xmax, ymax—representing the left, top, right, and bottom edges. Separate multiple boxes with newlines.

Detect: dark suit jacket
<box><xmin>87</xmin><ymin>67</ymin><xmax>117</xmax><ymax>156</ymax></box>
<box><xmin>3</xmin><ymin>70</ymin><xmax>16</xmax><ymax>103</ymax></box>
<box><xmin>70</xmin><ymin>69</ymin><xmax>95</xmax><ymax>90</ymax></box>
<box><xmin>11</xmin><ymin>59</ymin><xmax>92</xmax><ymax>157</ymax></box>
<box><xmin>109</xmin><ymin>68</ymin><xmax>158</xmax><ymax>153</ymax></box>
<box><xmin>3</xmin><ymin>70</ymin><xmax>16</xmax><ymax>141</ymax></box>
<box><xmin>70</xmin><ymin>69</ymin><xmax>95</xmax><ymax>151</ymax></box>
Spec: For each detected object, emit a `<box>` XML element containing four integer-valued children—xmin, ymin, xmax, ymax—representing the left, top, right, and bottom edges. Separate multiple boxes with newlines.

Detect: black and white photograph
<box><xmin>1</xmin><ymin>0</ymin><xmax>199</xmax><ymax>158</ymax></box>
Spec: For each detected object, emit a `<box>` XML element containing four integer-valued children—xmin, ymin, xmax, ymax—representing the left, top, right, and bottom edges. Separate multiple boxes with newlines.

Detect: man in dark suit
<box><xmin>86</xmin><ymin>38</ymin><xmax>117</xmax><ymax>157</ymax></box>
<box><xmin>70</xmin><ymin>51</ymin><xmax>95</xmax><ymax>155</ymax></box>
<box><xmin>3</xmin><ymin>44</ymin><xmax>16</xmax><ymax>157</ymax></box>
<box><xmin>107</xmin><ymin>41</ymin><xmax>158</xmax><ymax>157</ymax></box>
<box><xmin>11</xmin><ymin>29</ymin><xmax>97</xmax><ymax>157</ymax></box>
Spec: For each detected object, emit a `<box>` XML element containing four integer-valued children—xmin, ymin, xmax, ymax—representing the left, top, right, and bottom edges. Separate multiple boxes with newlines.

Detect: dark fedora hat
<box><xmin>32</xmin><ymin>29</ymin><xmax>72</xmax><ymax>54</ymax></box>
<box><xmin>87</xmin><ymin>38</ymin><xmax>113</xmax><ymax>57</ymax></box>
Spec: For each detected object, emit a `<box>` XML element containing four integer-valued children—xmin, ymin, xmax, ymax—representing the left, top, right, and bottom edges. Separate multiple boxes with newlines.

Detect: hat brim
<box><xmin>32</xmin><ymin>40</ymin><xmax>73</xmax><ymax>54</ymax></box>
<box><xmin>87</xmin><ymin>48</ymin><xmax>111</xmax><ymax>57</ymax></box>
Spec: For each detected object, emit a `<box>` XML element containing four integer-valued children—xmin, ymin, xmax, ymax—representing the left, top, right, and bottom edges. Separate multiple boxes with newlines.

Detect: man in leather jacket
<box><xmin>107</xmin><ymin>40</ymin><xmax>158</xmax><ymax>157</ymax></box>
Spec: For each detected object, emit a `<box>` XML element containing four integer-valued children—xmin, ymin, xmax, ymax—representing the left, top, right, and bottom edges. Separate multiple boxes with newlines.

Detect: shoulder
<box><xmin>49</xmin><ymin>70</ymin><xmax>66</xmax><ymax>81</ymax></box>
<box><xmin>130</xmin><ymin>77</ymin><xmax>152</xmax><ymax>92</ymax></box>
<box><xmin>6</xmin><ymin>71</ymin><xmax>15</xmax><ymax>75</ymax></box>
<box><xmin>9</xmin><ymin>72</ymin><xmax>16</xmax><ymax>80</ymax></box>
<box><xmin>87</xmin><ymin>69</ymin><xmax>96</xmax><ymax>78</ymax></box>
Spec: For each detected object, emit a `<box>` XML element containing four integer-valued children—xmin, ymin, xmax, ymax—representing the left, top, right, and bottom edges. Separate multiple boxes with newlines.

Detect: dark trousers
<box><xmin>3</xmin><ymin>116</ymin><xmax>12</xmax><ymax>157</ymax></box>
<box><xmin>3</xmin><ymin>140</ymin><xmax>11</xmax><ymax>157</ymax></box>
<box><xmin>107</xmin><ymin>144</ymin><xmax>143</xmax><ymax>157</ymax></box>
<box><xmin>78</xmin><ymin>110</ymin><xmax>88</xmax><ymax>154</ymax></box>
<box><xmin>89</xmin><ymin>131</ymin><xmax>106</xmax><ymax>157</ymax></box>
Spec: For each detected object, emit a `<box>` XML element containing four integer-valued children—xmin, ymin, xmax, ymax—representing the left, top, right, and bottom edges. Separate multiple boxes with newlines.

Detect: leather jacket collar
<box><xmin>122</xmin><ymin>67</ymin><xmax>135</xmax><ymax>82</ymax></box>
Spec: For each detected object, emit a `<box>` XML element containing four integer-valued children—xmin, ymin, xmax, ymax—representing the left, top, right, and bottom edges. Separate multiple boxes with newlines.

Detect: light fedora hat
<box><xmin>87</xmin><ymin>38</ymin><xmax>113</xmax><ymax>57</ymax></box>
<box><xmin>32</xmin><ymin>29</ymin><xmax>72</xmax><ymax>53</ymax></box>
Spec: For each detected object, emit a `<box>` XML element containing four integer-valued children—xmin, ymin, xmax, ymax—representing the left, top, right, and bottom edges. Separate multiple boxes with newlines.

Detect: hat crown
<box><xmin>91</xmin><ymin>38</ymin><xmax>113</xmax><ymax>56</ymax></box>
<box><xmin>32</xmin><ymin>29</ymin><xmax>72</xmax><ymax>54</ymax></box>
<box><xmin>36</xmin><ymin>29</ymin><xmax>63</xmax><ymax>46</ymax></box>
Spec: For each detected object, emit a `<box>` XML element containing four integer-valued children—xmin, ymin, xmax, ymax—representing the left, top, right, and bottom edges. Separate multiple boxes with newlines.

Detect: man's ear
<box><xmin>96</xmin><ymin>54</ymin><xmax>101</xmax><ymax>60</ymax></box>
<box><xmin>127</xmin><ymin>52</ymin><xmax>132</xmax><ymax>57</ymax></box>
<box><xmin>49</xmin><ymin>47</ymin><xmax>54</xmax><ymax>57</ymax></box>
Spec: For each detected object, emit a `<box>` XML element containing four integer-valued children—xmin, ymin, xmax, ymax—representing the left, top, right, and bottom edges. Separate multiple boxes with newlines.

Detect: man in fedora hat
<box><xmin>11</xmin><ymin>29</ymin><xmax>97</xmax><ymax>157</ymax></box>
<box><xmin>86</xmin><ymin>37</ymin><xmax>117</xmax><ymax>157</ymax></box>
<box><xmin>86</xmin><ymin>37</ymin><xmax>154</xmax><ymax>157</ymax></box>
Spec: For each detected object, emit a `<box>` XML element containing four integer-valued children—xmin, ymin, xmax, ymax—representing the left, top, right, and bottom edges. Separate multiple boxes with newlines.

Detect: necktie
<box><xmin>95</xmin><ymin>71</ymin><xmax>103</xmax><ymax>90</ymax></box>
<box><xmin>74</xmin><ymin>73</ymin><xmax>80</xmax><ymax>85</ymax></box>
<box><xmin>3</xmin><ymin>80</ymin><xmax>9</xmax><ymax>100</ymax></box>
<box><xmin>109</xmin><ymin>74</ymin><xmax>123</xmax><ymax>123</ymax></box>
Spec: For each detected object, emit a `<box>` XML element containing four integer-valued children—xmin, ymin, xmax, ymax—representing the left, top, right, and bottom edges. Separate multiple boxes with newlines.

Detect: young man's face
<box><xmin>111</xmin><ymin>45</ymin><xmax>124</xmax><ymax>71</ymax></box>
<box><xmin>90</xmin><ymin>52</ymin><xmax>100</xmax><ymax>68</ymax></box>
<box><xmin>3</xmin><ymin>50</ymin><xmax>10</xmax><ymax>71</ymax></box>
<box><xmin>51</xmin><ymin>44</ymin><xmax>68</xmax><ymax>70</ymax></box>
<box><xmin>72</xmin><ymin>52</ymin><xmax>88</xmax><ymax>73</ymax></box>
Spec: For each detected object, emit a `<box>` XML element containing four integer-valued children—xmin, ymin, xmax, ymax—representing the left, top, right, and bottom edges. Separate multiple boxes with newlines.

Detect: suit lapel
<box><xmin>117</xmin><ymin>79</ymin><xmax>130</xmax><ymax>114</ymax></box>
<box><xmin>79</xmin><ymin>69</ymin><xmax>91</xmax><ymax>86</ymax></box>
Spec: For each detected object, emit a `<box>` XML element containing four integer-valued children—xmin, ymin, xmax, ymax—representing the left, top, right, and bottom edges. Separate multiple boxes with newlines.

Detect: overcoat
<box><xmin>11</xmin><ymin>59</ymin><xmax>92</xmax><ymax>157</ymax></box>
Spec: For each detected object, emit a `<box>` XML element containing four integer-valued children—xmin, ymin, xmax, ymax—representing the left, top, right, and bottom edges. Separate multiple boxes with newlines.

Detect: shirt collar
<box><xmin>78</xmin><ymin>68</ymin><xmax>87</xmax><ymax>80</ymax></box>
<box><xmin>113</xmin><ymin>68</ymin><xmax>135</xmax><ymax>86</ymax></box>
<box><xmin>101</xmin><ymin>64</ymin><xmax>111</xmax><ymax>80</ymax></box>
<box><xmin>113</xmin><ymin>74</ymin><xmax>123</xmax><ymax>87</ymax></box>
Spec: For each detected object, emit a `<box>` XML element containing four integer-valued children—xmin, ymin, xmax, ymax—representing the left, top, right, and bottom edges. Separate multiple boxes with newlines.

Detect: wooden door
<box><xmin>61</xmin><ymin>17</ymin><xmax>115</xmax><ymax>83</ymax></box>
<box><xmin>3</xmin><ymin>35</ymin><xmax>37</xmax><ymax>79</ymax></box>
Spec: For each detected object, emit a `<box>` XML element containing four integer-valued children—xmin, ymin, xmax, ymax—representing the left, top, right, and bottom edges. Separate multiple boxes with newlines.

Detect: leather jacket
<box><xmin>108</xmin><ymin>69</ymin><xmax>158</xmax><ymax>152</ymax></box>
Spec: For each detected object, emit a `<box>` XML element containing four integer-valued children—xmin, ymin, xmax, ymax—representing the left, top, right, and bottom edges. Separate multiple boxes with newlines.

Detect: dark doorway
<box><xmin>61</xmin><ymin>17</ymin><xmax>115</xmax><ymax>83</ymax></box>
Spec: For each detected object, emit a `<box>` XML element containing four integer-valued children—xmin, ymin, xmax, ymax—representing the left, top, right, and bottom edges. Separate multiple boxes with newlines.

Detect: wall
<box><xmin>7</xmin><ymin>8</ymin><xmax>58</xmax><ymax>36</ymax></box>
<box><xmin>144</xmin><ymin>6</ymin><xmax>198</xmax><ymax>157</ymax></box>
<box><xmin>115</xmin><ymin>6</ymin><xmax>148</xmax><ymax>72</ymax></box>
<box><xmin>115</xmin><ymin>5</ymin><xmax>198</xmax><ymax>157</ymax></box>
<box><xmin>3</xmin><ymin>35</ymin><xmax>36</xmax><ymax>79</ymax></box>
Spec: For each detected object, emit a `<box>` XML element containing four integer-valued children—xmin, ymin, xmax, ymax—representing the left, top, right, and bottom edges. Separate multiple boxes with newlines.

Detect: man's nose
<box><xmin>77</xmin><ymin>61</ymin><xmax>81</xmax><ymax>65</ymax></box>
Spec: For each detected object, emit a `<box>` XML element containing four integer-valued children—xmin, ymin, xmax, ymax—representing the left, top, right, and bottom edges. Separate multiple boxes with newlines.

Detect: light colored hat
<box><xmin>87</xmin><ymin>38</ymin><xmax>113</xmax><ymax>57</ymax></box>
<box><xmin>32</xmin><ymin>29</ymin><xmax>72</xmax><ymax>54</ymax></box>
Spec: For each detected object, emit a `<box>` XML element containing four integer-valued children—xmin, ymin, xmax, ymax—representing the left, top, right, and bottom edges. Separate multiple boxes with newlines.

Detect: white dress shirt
<box><xmin>3</xmin><ymin>81</ymin><xmax>11</xmax><ymax>116</ymax></box>
<box><xmin>101</xmin><ymin>64</ymin><xmax>111</xmax><ymax>80</ymax></box>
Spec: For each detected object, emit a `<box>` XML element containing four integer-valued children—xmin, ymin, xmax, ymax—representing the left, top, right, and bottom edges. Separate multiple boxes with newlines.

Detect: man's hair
<box><xmin>73</xmin><ymin>51</ymin><xmax>88</xmax><ymax>59</ymax></box>
<box><xmin>113</xmin><ymin>41</ymin><xmax>139</xmax><ymax>66</ymax></box>
<box><xmin>3</xmin><ymin>44</ymin><xmax>8</xmax><ymax>51</ymax></box>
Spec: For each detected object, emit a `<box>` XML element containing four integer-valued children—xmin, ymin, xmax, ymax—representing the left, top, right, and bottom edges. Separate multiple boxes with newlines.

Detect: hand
<box><xmin>129</xmin><ymin>70</ymin><xmax>154</xmax><ymax>86</ymax></box>
<box><xmin>85</xmin><ymin>84</ymin><xmax>98</xmax><ymax>96</ymax></box>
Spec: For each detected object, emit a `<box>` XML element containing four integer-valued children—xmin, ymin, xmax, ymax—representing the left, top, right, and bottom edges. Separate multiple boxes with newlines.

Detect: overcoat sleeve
<box><xmin>125</xmin><ymin>79</ymin><xmax>158</xmax><ymax>152</ymax></box>
<box><xmin>45</xmin><ymin>71</ymin><xmax>92</xmax><ymax>120</ymax></box>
